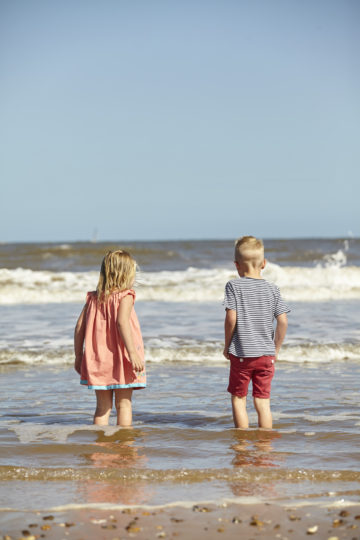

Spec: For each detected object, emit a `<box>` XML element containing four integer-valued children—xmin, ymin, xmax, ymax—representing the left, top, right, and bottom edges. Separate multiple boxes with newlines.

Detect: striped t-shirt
<box><xmin>224</xmin><ymin>277</ymin><xmax>290</xmax><ymax>358</ymax></box>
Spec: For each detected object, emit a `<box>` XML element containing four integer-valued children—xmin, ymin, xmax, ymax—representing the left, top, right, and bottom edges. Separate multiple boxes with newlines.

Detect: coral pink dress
<box><xmin>80</xmin><ymin>289</ymin><xmax>146</xmax><ymax>390</ymax></box>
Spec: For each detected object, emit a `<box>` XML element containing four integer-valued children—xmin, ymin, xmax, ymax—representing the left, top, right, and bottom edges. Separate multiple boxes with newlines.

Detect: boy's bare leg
<box><xmin>231</xmin><ymin>395</ymin><xmax>249</xmax><ymax>428</ymax></box>
<box><xmin>115</xmin><ymin>388</ymin><xmax>133</xmax><ymax>427</ymax></box>
<box><xmin>253</xmin><ymin>397</ymin><xmax>272</xmax><ymax>429</ymax></box>
<box><xmin>94</xmin><ymin>390</ymin><xmax>113</xmax><ymax>425</ymax></box>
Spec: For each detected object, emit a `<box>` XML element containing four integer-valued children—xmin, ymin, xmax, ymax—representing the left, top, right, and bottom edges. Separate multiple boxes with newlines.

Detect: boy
<box><xmin>223</xmin><ymin>236</ymin><xmax>290</xmax><ymax>429</ymax></box>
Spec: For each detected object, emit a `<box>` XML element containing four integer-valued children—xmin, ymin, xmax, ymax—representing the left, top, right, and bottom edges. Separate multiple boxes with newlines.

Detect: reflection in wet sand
<box><xmin>77</xmin><ymin>428</ymin><xmax>153</xmax><ymax>505</ymax></box>
<box><xmin>231</xmin><ymin>430</ymin><xmax>281</xmax><ymax>468</ymax></box>
<box><xmin>229</xmin><ymin>430</ymin><xmax>282</xmax><ymax>498</ymax></box>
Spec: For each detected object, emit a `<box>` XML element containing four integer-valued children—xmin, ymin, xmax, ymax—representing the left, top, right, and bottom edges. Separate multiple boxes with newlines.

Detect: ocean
<box><xmin>0</xmin><ymin>238</ymin><xmax>359</xmax><ymax>512</ymax></box>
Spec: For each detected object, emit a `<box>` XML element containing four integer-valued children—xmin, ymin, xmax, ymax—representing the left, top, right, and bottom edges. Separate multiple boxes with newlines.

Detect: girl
<box><xmin>74</xmin><ymin>250</ymin><xmax>146</xmax><ymax>427</ymax></box>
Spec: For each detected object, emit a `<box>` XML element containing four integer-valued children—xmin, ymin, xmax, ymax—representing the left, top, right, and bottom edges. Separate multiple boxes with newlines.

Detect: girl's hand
<box><xmin>117</xmin><ymin>295</ymin><xmax>144</xmax><ymax>373</ymax></box>
<box><xmin>74</xmin><ymin>356</ymin><xmax>82</xmax><ymax>374</ymax></box>
<box><xmin>129</xmin><ymin>351</ymin><xmax>144</xmax><ymax>372</ymax></box>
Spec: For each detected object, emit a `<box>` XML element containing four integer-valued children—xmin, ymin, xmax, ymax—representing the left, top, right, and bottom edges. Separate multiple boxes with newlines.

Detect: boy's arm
<box><xmin>74</xmin><ymin>304</ymin><xmax>87</xmax><ymax>374</ymax></box>
<box><xmin>274</xmin><ymin>312</ymin><xmax>288</xmax><ymax>360</ymax></box>
<box><xmin>223</xmin><ymin>308</ymin><xmax>237</xmax><ymax>359</ymax></box>
<box><xmin>117</xmin><ymin>294</ymin><xmax>144</xmax><ymax>372</ymax></box>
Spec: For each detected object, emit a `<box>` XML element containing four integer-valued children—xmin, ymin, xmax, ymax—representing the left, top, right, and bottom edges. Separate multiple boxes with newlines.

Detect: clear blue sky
<box><xmin>1</xmin><ymin>0</ymin><xmax>359</xmax><ymax>242</ymax></box>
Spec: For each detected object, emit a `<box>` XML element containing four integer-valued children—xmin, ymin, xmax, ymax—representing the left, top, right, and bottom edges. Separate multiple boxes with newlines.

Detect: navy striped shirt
<box><xmin>224</xmin><ymin>277</ymin><xmax>290</xmax><ymax>357</ymax></box>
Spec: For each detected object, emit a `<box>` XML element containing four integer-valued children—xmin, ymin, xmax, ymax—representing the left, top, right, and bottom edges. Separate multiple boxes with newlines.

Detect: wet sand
<box><xmin>1</xmin><ymin>502</ymin><xmax>360</xmax><ymax>540</ymax></box>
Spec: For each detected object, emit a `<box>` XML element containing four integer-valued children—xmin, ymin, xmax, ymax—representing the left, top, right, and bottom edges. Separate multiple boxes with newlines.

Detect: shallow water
<box><xmin>0</xmin><ymin>360</ymin><xmax>359</xmax><ymax>509</ymax></box>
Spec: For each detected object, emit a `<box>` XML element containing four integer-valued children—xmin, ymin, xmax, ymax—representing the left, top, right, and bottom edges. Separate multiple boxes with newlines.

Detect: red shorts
<box><xmin>227</xmin><ymin>354</ymin><xmax>275</xmax><ymax>399</ymax></box>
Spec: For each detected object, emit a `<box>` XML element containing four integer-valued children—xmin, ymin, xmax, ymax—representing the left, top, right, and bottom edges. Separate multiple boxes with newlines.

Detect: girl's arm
<box><xmin>117</xmin><ymin>294</ymin><xmax>144</xmax><ymax>372</ymax></box>
<box><xmin>223</xmin><ymin>308</ymin><xmax>237</xmax><ymax>359</ymax></box>
<box><xmin>274</xmin><ymin>312</ymin><xmax>288</xmax><ymax>359</ymax></box>
<box><xmin>74</xmin><ymin>304</ymin><xmax>87</xmax><ymax>374</ymax></box>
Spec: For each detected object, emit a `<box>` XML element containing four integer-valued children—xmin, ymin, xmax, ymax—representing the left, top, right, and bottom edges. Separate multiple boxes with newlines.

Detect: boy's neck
<box><xmin>235</xmin><ymin>260</ymin><xmax>266</xmax><ymax>279</ymax></box>
<box><xmin>242</xmin><ymin>269</ymin><xmax>263</xmax><ymax>279</ymax></box>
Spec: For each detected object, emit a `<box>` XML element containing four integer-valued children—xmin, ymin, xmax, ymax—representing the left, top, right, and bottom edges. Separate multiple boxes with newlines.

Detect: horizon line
<box><xmin>0</xmin><ymin>235</ymin><xmax>357</xmax><ymax>245</ymax></box>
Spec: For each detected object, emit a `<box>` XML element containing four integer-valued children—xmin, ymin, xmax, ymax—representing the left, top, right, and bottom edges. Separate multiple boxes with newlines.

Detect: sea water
<box><xmin>0</xmin><ymin>238</ymin><xmax>359</xmax><ymax>510</ymax></box>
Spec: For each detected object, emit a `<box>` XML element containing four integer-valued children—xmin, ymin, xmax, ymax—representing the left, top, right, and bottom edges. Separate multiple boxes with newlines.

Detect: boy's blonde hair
<box><xmin>97</xmin><ymin>250</ymin><xmax>137</xmax><ymax>302</ymax></box>
<box><xmin>234</xmin><ymin>236</ymin><xmax>264</xmax><ymax>267</ymax></box>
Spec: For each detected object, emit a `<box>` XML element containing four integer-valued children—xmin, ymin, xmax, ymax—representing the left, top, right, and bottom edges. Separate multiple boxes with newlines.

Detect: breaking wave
<box><xmin>1</xmin><ymin>341</ymin><xmax>359</xmax><ymax>366</ymax></box>
<box><xmin>0</xmin><ymin>262</ymin><xmax>360</xmax><ymax>304</ymax></box>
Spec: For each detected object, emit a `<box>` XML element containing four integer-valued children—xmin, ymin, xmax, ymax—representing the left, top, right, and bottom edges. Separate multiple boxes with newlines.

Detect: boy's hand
<box><xmin>130</xmin><ymin>352</ymin><xmax>145</xmax><ymax>372</ymax></box>
<box><xmin>274</xmin><ymin>313</ymin><xmax>288</xmax><ymax>361</ymax></box>
<box><xmin>74</xmin><ymin>356</ymin><xmax>82</xmax><ymax>374</ymax></box>
<box><xmin>224</xmin><ymin>309</ymin><xmax>236</xmax><ymax>361</ymax></box>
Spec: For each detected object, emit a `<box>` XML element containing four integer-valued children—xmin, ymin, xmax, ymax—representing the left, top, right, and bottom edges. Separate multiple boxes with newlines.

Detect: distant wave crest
<box><xmin>0</xmin><ymin>262</ymin><xmax>360</xmax><ymax>304</ymax></box>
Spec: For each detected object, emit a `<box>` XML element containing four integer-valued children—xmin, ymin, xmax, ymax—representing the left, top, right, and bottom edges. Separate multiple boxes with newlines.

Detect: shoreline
<box><xmin>1</xmin><ymin>501</ymin><xmax>360</xmax><ymax>540</ymax></box>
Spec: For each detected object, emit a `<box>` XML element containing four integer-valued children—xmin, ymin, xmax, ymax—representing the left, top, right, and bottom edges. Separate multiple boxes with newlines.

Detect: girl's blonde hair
<box><xmin>96</xmin><ymin>250</ymin><xmax>137</xmax><ymax>302</ymax></box>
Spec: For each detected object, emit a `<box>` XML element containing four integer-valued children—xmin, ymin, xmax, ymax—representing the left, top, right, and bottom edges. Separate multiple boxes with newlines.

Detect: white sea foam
<box><xmin>11</xmin><ymin>424</ymin><xmax>120</xmax><ymax>444</ymax></box>
<box><xmin>0</xmin><ymin>267</ymin><xmax>97</xmax><ymax>304</ymax></box>
<box><xmin>278</xmin><ymin>343</ymin><xmax>360</xmax><ymax>364</ymax></box>
<box><xmin>1</xmin><ymin>341</ymin><xmax>359</xmax><ymax>366</ymax></box>
<box><xmin>0</xmin><ymin>496</ymin><xmax>263</xmax><ymax>513</ymax></box>
<box><xmin>0</xmin><ymin>349</ymin><xmax>74</xmax><ymax>366</ymax></box>
<box><xmin>1</xmin><ymin>495</ymin><xmax>358</xmax><ymax>513</ymax></box>
<box><xmin>145</xmin><ymin>341</ymin><xmax>360</xmax><ymax>365</ymax></box>
<box><xmin>47</xmin><ymin>496</ymin><xmax>263</xmax><ymax>511</ymax></box>
<box><xmin>303</xmin><ymin>414</ymin><xmax>360</xmax><ymax>423</ymax></box>
<box><xmin>1</xmin><ymin>262</ymin><xmax>360</xmax><ymax>304</ymax></box>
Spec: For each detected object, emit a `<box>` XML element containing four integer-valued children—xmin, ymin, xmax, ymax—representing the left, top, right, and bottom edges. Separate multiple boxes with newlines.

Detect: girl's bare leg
<box><xmin>115</xmin><ymin>388</ymin><xmax>133</xmax><ymax>427</ymax></box>
<box><xmin>231</xmin><ymin>395</ymin><xmax>249</xmax><ymax>428</ymax></box>
<box><xmin>94</xmin><ymin>390</ymin><xmax>113</xmax><ymax>425</ymax></box>
<box><xmin>253</xmin><ymin>397</ymin><xmax>272</xmax><ymax>429</ymax></box>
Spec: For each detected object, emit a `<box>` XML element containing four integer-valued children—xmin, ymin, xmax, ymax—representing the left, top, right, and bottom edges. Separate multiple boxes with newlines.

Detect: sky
<box><xmin>1</xmin><ymin>0</ymin><xmax>359</xmax><ymax>242</ymax></box>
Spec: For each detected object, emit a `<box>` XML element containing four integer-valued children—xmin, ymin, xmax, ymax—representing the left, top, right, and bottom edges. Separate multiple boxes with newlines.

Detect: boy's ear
<box><xmin>234</xmin><ymin>260</ymin><xmax>240</xmax><ymax>274</ymax></box>
<box><xmin>261</xmin><ymin>258</ymin><xmax>267</xmax><ymax>270</ymax></box>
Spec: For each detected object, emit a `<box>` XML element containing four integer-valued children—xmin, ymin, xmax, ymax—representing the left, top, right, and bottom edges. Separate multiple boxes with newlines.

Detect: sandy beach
<box><xmin>1</xmin><ymin>501</ymin><xmax>360</xmax><ymax>540</ymax></box>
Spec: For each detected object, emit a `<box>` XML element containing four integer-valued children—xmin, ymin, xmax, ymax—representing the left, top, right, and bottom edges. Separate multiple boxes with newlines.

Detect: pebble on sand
<box><xmin>339</xmin><ymin>510</ymin><xmax>349</xmax><ymax>517</ymax></box>
<box><xmin>250</xmin><ymin>515</ymin><xmax>264</xmax><ymax>527</ymax></box>
<box><xmin>307</xmin><ymin>525</ymin><xmax>319</xmax><ymax>534</ymax></box>
<box><xmin>125</xmin><ymin>520</ymin><xmax>141</xmax><ymax>534</ymax></box>
<box><xmin>289</xmin><ymin>514</ymin><xmax>301</xmax><ymax>521</ymax></box>
<box><xmin>192</xmin><ymin>505</ymin><xmax>211</xmax><ymax>513</ymax></box>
